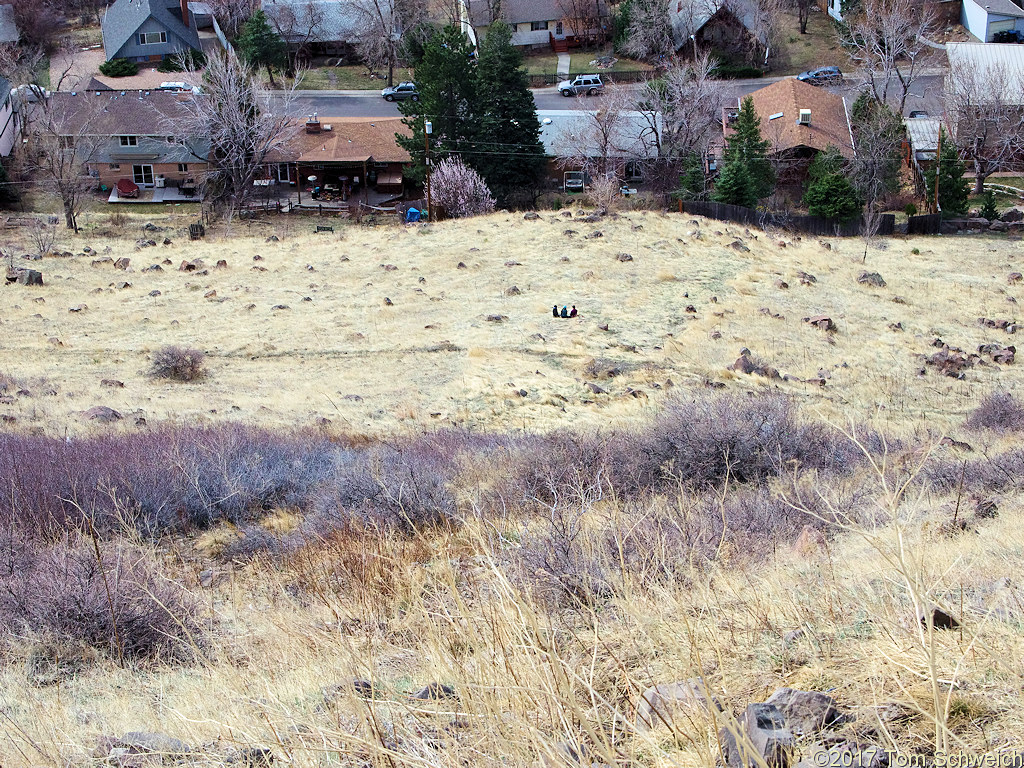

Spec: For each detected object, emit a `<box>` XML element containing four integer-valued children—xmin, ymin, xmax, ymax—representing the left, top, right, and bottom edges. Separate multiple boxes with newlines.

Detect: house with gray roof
<box><xmin>0</xmin><ymin>4</ymin><xmax>18</xmax><ymax>45</ymax></box>
<box><xmin>961</xmin><ymin>0</ymin><xmax>1024</xmax><ymax>41</ymax></box>
<box><xmin>101</xmin><ymin>0</ymin><xmax>204</xmax><ymax>62</ymax></box>
<box><xmin>46</xmin><ymin>89</ymin><xmax>211</xmax><ymax>195</ymax></box>
<box><xmin>669</xmin><ymin>0</ymin><xmax>767</xmax><ymax>59</ymax></box>
<box><xmin>262</xmin><ymin>0</ymin><xmax>386</xmax><ymax>53</ymax></box>
<box><xmin>0</xmin><ymin>77</ymin><xmax>17</xmax><ymax>158</ymax></box>
<box><xmin>468</xmin><ymin>0</ymin><xmax>609</xmax><ymax>50</ymax></box>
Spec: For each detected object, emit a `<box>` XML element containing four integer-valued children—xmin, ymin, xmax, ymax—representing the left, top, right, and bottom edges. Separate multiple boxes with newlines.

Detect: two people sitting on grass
<box><xmin>552</xmin><ymin>305</ymin><xmax>578</xmax><ymax>318</ymax></box>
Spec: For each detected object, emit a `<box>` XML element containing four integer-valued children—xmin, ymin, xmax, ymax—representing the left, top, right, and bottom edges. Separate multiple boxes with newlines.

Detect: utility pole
<box><xmin>424</xmin><ymin>119</ymin><xmax>432</xmax><ymax>220</ymax></box>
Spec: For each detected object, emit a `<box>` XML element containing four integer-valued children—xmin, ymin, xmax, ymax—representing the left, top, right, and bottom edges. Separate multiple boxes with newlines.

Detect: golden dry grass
<box><xmin>2</xmin><ymin>210</ymin><xmax>1023</xmax><ymax>437</ymax></box>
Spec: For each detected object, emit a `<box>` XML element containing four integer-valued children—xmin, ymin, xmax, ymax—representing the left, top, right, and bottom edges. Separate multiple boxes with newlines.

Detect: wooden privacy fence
<box><xmin>681</xmin><ymin>200</ymin><xmax>895</xmax><ymax>237</ymax></box>
<box><xmin>907</xmin><ymin>213</ymin><xmax>941</xmax><ymax>235</ymax></box>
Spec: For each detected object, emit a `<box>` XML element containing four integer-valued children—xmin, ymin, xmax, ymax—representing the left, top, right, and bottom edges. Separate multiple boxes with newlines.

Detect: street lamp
<box><xmin>690</xmin><ymin>34</ymin><xmax>697</xmax><ymax>60</ymax></box>
<box><xmin>424</xmin><ymin>119</ymin><xmax>432</xmax><ymax>220</ymax></box>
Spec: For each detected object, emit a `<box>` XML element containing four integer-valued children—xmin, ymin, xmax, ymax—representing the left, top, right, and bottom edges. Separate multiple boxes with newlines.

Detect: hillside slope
<box><xmin>2</xmin><ymin>210</ymin><xmax>1023</xmax><ymax>435</ymax></box>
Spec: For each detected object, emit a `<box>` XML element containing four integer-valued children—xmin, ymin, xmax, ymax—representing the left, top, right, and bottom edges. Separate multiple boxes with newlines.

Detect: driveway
<box><xmin>50</xmin><ymin>47</ymin><xmax>204</xmax><ymax>91</ymax></box>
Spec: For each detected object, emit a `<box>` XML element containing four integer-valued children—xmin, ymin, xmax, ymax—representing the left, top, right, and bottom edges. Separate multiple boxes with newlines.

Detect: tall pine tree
<box><xmin>235</xmin><ymin>10</ymin><xmax>287</xmax><ymax>85</ymax></box>
<box><xmin>716</xmin><ymin>96</ymin><xmax>775</xmax><ymax>203</ymax></box>
<box><xmin>470</xmin><ymin>21</ymin><xmax>545</xmax><ymax>207</ymax></box>
<box><xmin>926</xmin><ymin>128</ymin><xmax>969</xmax><ymax>218</ymax></box>
<box><xmin>396</xmin><ymin>26</ymin><xmax>476</xmax><ymax>185</ymax></box>
<box><xmin>712</xmin><ymin>161</ymin><xmax>757</xmax><ymax>208</ymax></box>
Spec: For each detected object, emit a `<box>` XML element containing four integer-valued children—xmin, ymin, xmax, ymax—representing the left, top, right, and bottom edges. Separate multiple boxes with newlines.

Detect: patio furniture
<box><xmin>116</xmin><ymin>178</ymin><xmax>139</xmax><ymax>198</ymax></box>
<box><xmin>179</xmin><ymin>178</ymin><xmax>198</xmax><ymax>197</ymax></box>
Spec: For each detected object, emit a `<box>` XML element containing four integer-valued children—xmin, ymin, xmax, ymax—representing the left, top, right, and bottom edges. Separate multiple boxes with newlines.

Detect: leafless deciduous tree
<box><xmin>630</xmin><ymin>55</ymin><xmax>724</xmax><ymax>197</ymax></box>
<box><xmin>24</xmin><ymin>93</ymin><xmax>105</xmax><ymax>232</ymax></box>
<box><xmin>794</xmin><ymin>0</ymin><xmax>812</xmax><ymax>34</ymax></box>
<box><xmin>168</xmin><ymin>50</ymin><xmax>300</xmax><ymax>220</ymax></box>
<box><xmin>624</xmin><ymin>0</ymin><xmax>674</xmax><ymax>61</ymax></box>
<box><xmin>203</xmin><ymin>0</ymin><xmax>261</xmax><ymax>38</ymax></box>
<box><xmin>267</xmin><ymin>0</ymin><xmax>327</xmax><ymax>71</ymax></box>
<box><xmin>838</xmin><ymin>0</ymin><xmax>935</xmax><ymax>113</ymax></box>
<box><xmin>558</xmin><ymin>0</ymin><xmax>606</xmax><ymax>46</ymax></box>
<box><xmin>351</xmin><ymin>0</ymin><xmax>425</xmax><ymax>86</ymax></box>
<box><xmin>12</xmin><ymin>0</ymin><xmax>64</xmax><ymax>53</ymax></box>
<box><xmin>945</xmin><ymin>59</ymin><xmax>1024</xmax><ymax>194</ymax></box>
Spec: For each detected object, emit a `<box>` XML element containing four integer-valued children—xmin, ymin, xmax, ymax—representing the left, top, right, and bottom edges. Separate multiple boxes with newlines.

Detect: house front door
<box><xmin>133</xmin><ymin>165</ymin><xmax>155</xmax><ymax>186</ymax></box>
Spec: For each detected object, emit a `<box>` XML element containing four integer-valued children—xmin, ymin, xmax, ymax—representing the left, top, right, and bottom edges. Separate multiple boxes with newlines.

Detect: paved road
<box><xmin>288</xmin><ymin>72</ymin><xmax>946</xmax><ymax>120</ymax></box>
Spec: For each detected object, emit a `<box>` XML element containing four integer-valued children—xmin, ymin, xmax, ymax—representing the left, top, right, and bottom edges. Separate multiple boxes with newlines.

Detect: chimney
<box><xmin>305</xmin><ymin>113</ymin><xmax>322</xmax><ymax>134</ymax></box>
<box><xmin>180</xmin><ymin>0</ymin><xmax>190</xmax><ymax>27</ymax></box>
<box><xmin>798</xmin><ymin>109</ymin><xmax>811</xmax><ymax>125</ymax></box>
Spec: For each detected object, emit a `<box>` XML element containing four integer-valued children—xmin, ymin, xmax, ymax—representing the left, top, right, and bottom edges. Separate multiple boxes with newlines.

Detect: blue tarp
<box><xmin>405</xmin><ymin>207</ymin><xmax>422</xmax><ymax>223</ymax></box>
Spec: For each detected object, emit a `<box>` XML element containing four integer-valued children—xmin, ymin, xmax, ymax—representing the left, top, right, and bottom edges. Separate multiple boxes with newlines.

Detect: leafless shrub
<box><xmin>0</xmin><ymin>532</ymin><xmax>202</xmax><ymax>664</ymax></box>
<box><xmin>26</xmin><ymin>219</ymin><xmax>58</xmax><ymax>256</ymax></box>
<box><xmin>966</xmin><ymin>392</ymin><xmax>1024</xmax><ymax>433</ymax></box>
<box><xmin>149</xmin><ymin>345</ymin><xmax>207</xmax><ymax>382</ymax></box>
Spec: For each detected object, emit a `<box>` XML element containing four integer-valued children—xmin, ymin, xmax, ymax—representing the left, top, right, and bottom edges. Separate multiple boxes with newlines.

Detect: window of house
<box><xmin>138</xmin><ymin>31</ymin><xmax>168</xmax><ymax>45</ymax></box>
<box><xmin>119</xmin><ymin>135</ymin><xmax>138</xmax><ymax>146</ymax></box>
<box><xmin>109</xmin><ymin>163</ymin><xmax>121</xmax><ymax>170</ymax></box>
<box><xmin>530</xmin><ymin>20</ymin><xmax>549</xmax><ymax>30</ymax></box>
<box><xmin>624</xmin><ymin>161</ymin><xmax>643</xmax><ymax>180</ymax></box>
<box><xmin>133</xmin><ymin>164</ymin><xmax>155</xmax><ymax>185</ymax></box>
<box><xmin>178</xmin><ymin>163</ymin><xmax>188</xmax><ymax>173</ymax></box>
<box><xmin>555</xmin><ymin>21</ymin><xmax>563</xmax><ymax>34</ymax></box>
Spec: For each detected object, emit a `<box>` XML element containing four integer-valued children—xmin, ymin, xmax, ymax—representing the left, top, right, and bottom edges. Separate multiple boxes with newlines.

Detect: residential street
<box><xmin>286</xmin><ymin>72</ymin><xmax>947</xmax><ymax>121</ymax></box>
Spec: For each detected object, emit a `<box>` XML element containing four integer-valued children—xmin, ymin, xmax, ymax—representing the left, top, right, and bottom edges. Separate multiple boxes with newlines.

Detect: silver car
<box><xmin>382</xmin><ymin>82</ymin><xmax>419</xmax><ymax>102</ymax></box>
<box><xmin>557</xmin><ymin>74</ymin><xmax>604</xmax><ymax>97</ymax></box>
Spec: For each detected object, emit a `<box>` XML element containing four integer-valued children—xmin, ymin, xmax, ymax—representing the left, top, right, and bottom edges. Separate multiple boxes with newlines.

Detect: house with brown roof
<box><xmin>262</xmin><ymin>116</ymin><xmax>412</xmax><ymax>205</ymax></box>
<box><xmin>724</xmin><ymin>78</ymin><xmax>854</xmax><ymax>185</ymax></box>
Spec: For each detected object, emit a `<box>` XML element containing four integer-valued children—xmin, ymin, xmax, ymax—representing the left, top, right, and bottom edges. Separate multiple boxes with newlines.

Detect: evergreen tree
<box><xmin>235</xmin><ymin>10</ymin><xmax>287</xmax><ymax>85</ymax></box>
<box><xmin>712</xmin><ymin>161</ymin><xmax>758</xmax><ymax>208</ymax></box>
<box><xmin>675</xmin><ymin>152</ymin><xmax>708</xmax><ymax>201</ymax></box>
<box><xmin>721</xmin><ymin>96</ymin><xmax>775</xmax><ymax>201</ymax></box>
<box><xmin>926</xmin><ymin>128</ymin><xmax>969</xmax><ymax>218</ymax></box>
<box><xmin>980</xmin><ymin>190</ymin><xmax>999</xmax><ymax>221</ymax></box>
<box><xmin>470</xmin><ymin>21</ymin><xmax>545</xmax><ymax>207</ymax></box>
<box><xmin>803</xmin><ymin>145</ymin><xmax>861</xmax><ymax>221</ymax></box>
<box><xmin>396</xmin><ymin>26</ymin><xmax>476</xmax><ymax>184</ymax></box>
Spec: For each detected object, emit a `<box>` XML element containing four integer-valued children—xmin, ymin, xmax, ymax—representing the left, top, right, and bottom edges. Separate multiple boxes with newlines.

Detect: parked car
<box><xmin>908</xmin><ymin>110</ymin><xmax>929</xmax><ymax>118</ymax></box>
<box><xmin>557</xmin><ymin>74</ymin><xmax>604</xmax><ymax>97</ymax></box>
<box><xmin>382</xmin><ymin>82</ymin><xmax>419</xmax><ymax>102</ymax></box>
<box><xmin>796</xmin><ymin>66</ymin><xmax>843</xmax><ymax>86</ymax></box>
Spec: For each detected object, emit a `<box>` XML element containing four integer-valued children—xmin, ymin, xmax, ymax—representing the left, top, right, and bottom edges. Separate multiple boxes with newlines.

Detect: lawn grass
<box><xmin>521</xmin><ymin>52</ymin><xmax>561</xmax><ymax>77</ymax></box>
<box><xmin>771</xmin><ymin>7</ymin><xmax>849</xmax><ymax>76</ymax></box>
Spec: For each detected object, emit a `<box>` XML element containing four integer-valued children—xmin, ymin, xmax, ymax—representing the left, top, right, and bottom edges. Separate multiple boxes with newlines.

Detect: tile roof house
<box><xmin>101</xmin><ymin>0</ymin><xmax>204</xmax><ymax>62</ymax></box>
<box><xmin>725</xmin><ymin>78</ymin><xmax>854</xmax><ymax>184</ymax></box>
<box><xmin>0</xmin><ymin>3</ymin><xmax>18</xmax><ymax>44</ymax></box>
<box><xmin>961</xmin><ymin>0</ymin><xmax>1024</xmax><ymax>41</ymax></box>
<box><xmin>468</xmin><ymin>0</ymin><xmax>609</xmax><ymax>51</ymax></box>
<box><xmin>45</xmin><ymin>89</ymin><xmax>211</xmax><ymax>193</ymax></box>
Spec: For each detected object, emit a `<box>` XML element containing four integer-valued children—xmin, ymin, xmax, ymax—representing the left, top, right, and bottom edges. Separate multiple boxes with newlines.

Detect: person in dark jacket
<box><xmin>569</xmin><ymin>306</ymin><xmax>578</xmax><ymax>318</ymax></box>
<box><xmin>553</xmin><ymin>305</ymin><xmax>559</xmax><ymax>317</ymax></box>
<box><xmin>560</xmin><ymin>306</ymin><xmax>569</xmax><ymax>318</ymax></box>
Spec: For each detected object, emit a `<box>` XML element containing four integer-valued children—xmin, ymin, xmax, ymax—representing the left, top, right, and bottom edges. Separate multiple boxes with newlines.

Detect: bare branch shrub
<box><xmin>149</xmin><ymin>345</ymin><xmax>207</xmax><ymax>382</ymax></box>
<box><xmin>966</xmin><ymin>392</ymin><xmax>1024</xmax><ymax>433</ymax></box>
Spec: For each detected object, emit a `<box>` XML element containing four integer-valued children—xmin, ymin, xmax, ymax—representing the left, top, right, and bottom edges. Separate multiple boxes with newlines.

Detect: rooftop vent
<box><xmin>768</xmin><ymin>111</ymin><xmax>783</xmax><ymax>121</ymax></box>
<box><xmin>798</xmin><ymin>109</ymin><xmax>811</xmax><ymax>125</ymax></box>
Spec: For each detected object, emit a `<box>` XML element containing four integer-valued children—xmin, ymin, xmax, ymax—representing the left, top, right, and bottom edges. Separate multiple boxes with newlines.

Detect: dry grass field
<box><xmin>3</xmin><ymin>210</ymin><xmax>1024</xmax><ymax>768</ymax></box>
<box><xmin>2</xmin><ymin>210</ymin><xmax>1024</xmax><ymax>437</ymax></box>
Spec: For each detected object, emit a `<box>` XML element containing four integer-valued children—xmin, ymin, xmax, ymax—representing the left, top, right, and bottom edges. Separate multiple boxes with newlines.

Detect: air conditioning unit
<box><xmin>798</xmin><ymin>109</ymin><xmax>811</xmax><ymax>125</ymax></box>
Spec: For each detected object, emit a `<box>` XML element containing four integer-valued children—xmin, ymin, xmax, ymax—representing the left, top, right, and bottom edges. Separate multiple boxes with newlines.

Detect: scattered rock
<box><xmin>266</xmin><ymin>235</ymin><xmax>280</xmax><ymax>242</ymax></box>
<box><xmin>383</xmin><ymin>297</ymin><xmax>393</xmax><ymax>306</ymax></box>
<box><xmin>381</xmin><ymin>263</ymin><xmax>398</xmax><ymax>271</ymax></box>
<box><xmin>765</xmin><ymin>688</ymin><xmax>844</xmax><ymax>737</ymax></box>
<box><xmin>14</xmin><ymin>269</ymin><xmax>43</xmax><ymax>286</ymax></box>
<box><xmin>91</xmin><ymin>257</ymin><xmax>114</xmax><ymax>267</ymax></box>
<box><xmin>585</xmin><ymin>382</ymin><xmax>607</xmax><ymax>395</ymax></box>
<box><xmin>485</xmin><ymin>314</ymin><xmax>507</xmax><ymax>323</ymax></box>
<box><xmin>457</xmin><ymin>261</ymin><xmax>467</xmax><ymax>269</ymax></box>
<box><xmin>1010</xmin><ymin>272</ymin><xmax>1024</xmax><ymax>285</ymax></box>
<box><xmin>142</xmin><ymin>264</ymin><xmax>162</xmax><ymax>273</ymax></box>
<box><xmin>731</xmin><ymin>355</ymin><xmax>757</xmax><ymax>375</ymax></box>
<box><xmin>412</xmin><ymin>683</ymin><xmax>458</xmax><ymax>701</ymax></box>
<box><xmin>922</xmin><ymin>607</ymin><xmax>960</xmax><ymax>630</ymax></box>
<box><xmin>636</xmin><ymin>679</ymin><xmax>721</xmax><ymax>729</ymax></box>
<box><xmin>793</xmin><ymin>525</ymin><xmax>827</xmax><ymax>556</ymax></box>
<box><xmin>100</xmin><ymin>379</ymin><xmax>124</xmax><ymax>388</ymax></box>
<box><xmin>272</xmin><ymin>304</ymin><xmax>290</xmax><ymax>310</ymax></box>
<box><xmin>84</xmin><ymin>406</ymin><xmax>122</xmax><ymax>423</ymax></box>
<box><xmin>523</xmin><ymin>211</ymin><xmax>540</xmax><ymax>220</ymax></box>
<box><xmin>163</xmin><ymin>238</ymin><xmax>173</xmax><ymax>245</ymax></box>
<box><xmin>114</xmin><ymin>257</ymin><xmax>130</xmax><ymax>270</ymax></box>
<box><xmin>775</xmin><ymin>279</ymin><xmax>789</xmax><ymax>289</ymax></box>
<box><xmin>563</xmin><ymin>229</ymin><xmax>578</xmax><ymax>237</ymax></box>
<box><xmin>719</xmin><ymin>703</ymin><xmax>793</xmax><ymax>768</ymax></box>
<box><xmin>216</xmin><ymin>259</ymin><xmax>228</xmax><ymax>269</ymax></box>
<box><xmin>179</xmin><ymin>259</ymin><xmax>203</xmax><ymax>272</ymax></box>
<box><xmin>253</xmin><ymin>254</ymin><xmax>263</xmax><ymax>261</ymax></box>
<box><xmin>69</xmin><ymin>304</ymin><xmax>87</xmax><ymax>313</ymax></box>
<box><xmin>803</xmin><ymin>315</ymin><xmax>837</xmax><ymax>332</ymax></box>
<box><xmin>783</xmin><ymin>629</ymin><xmax>805</xmax><ymax>646</ymax></box>
<box><xmin>616</xmin><ymin>252</ymin><xmax>633</xmax><ymax>262</ymax></box>
<box><xmin>584</xmin><ymin>230</ymin><xmax>603</xmax><ymax>239</ymax></box>
<box><xmin>205</xmin><ymin>290</ymin><xmax>217</xmax><ymax>299</ymax></box>
<box><xmin>857</xmin><ymin>271</ymin><xmax>886</xmax><ymax>288</ymax></box>
<box><xmin>729</xmin><ymin>239</ymin><xmax>750</xmax><ymax>252</ymax></box>
<box><xmin>888</xmin><ymin>322</ymin><xmax>904</xmax><ymax>332</ymax></box>
<box><xmin>505</xmin><ymin>286</ymin><xmax>522</xmax><ymax>296</ymax></box>
<box><xmin>797</xmin><ymin>271</ymin><xmax>817</xmax><ymax>286</ymax></box>
<box><xmin>114</xmin><ymin>281</ymin><xmax>131</xmax><ymax>290</ymax></box>
<box><xmin>149</xmin><ymin>290</ymin><xmax>161</xmax><ymax>297</ymax></box>
<box><xmin>113</xmin><ymin>731</ymin><xmax>191</xmax><ymax>758</ymax></box>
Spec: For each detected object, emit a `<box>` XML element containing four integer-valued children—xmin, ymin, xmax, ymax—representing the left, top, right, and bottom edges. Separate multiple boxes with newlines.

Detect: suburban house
<box><xmin>669</xmin><ymin>0</ymin><xmax>767</xmax><ymax>62</ymax></box>
<box><xmin>724</xmin><ymin>78</ymin><xmax>854</xmax><ymax>185</ymax></box>
<box><xmin>538</xmin><ymin>109</ymin><xmax>660</xmax><ymax>190</ymax></box>
<box><xmin>468</xmin><ymin>0</ymin><xmax>609</xmax><ymax>51</ymax></box>
<box><xmin>101</xmin><ymin>0</ymin><xmax>220</xmax><ymax>62</ymax></box>
<box><xmin>45</xmin><ymin>89</ymin><xmax>211</xmax><ymax>198</ymax></box>
<box><xmin>904</xmin><ymin>114</ymin><xmax>941</xmax><ymax>193</ymax></box>
<box><xmin>262</xmin><ymin>0</ymin><xmax>377</xmax><ymax>57</ymax></box>
<box><xmin>0</xmin><ymin>3</ymin><xmax>18</xmax><ymax>44</ymax></box>
<box><xmin>261</xmin><ymin>116</ymin><xmax>411</xmax><ymax>206</ymax></box>
<box><xmin>0</xmin><ymin>76</ymin><xmax>17</xmax><ymax>158</ymax></box>
<box><xmin>961</xmin><ymin>0</ymin><xmax>1024</xmax><ymax>41</ymax></box>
